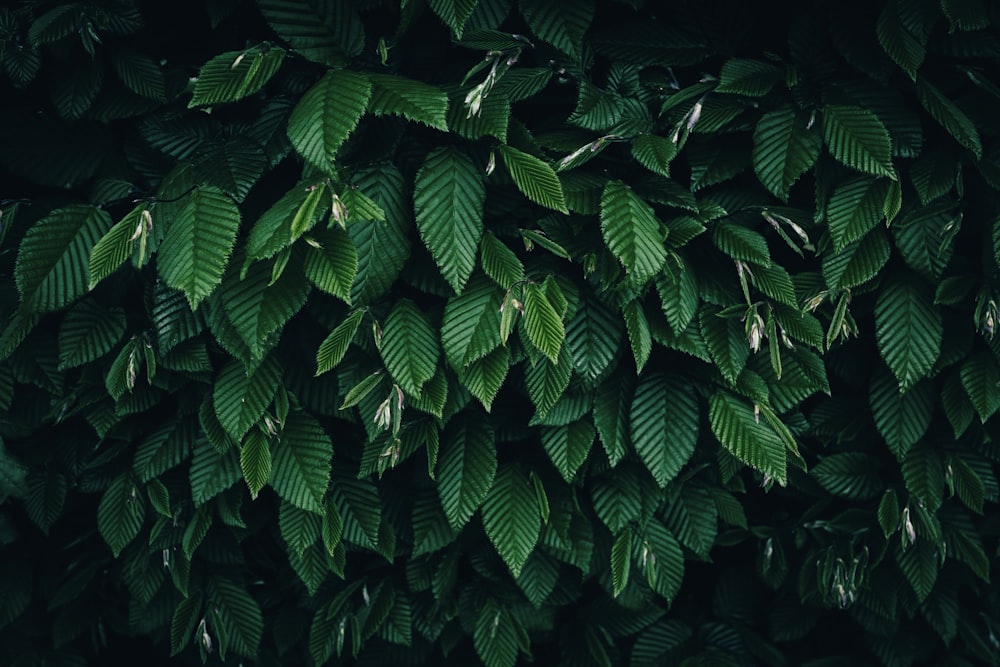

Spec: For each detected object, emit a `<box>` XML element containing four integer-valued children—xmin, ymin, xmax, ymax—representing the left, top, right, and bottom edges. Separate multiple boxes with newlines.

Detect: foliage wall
<box><xmin>1</xmin><ymin>0</ymin><xmax>999</xmax><ymax>665</ymax></box>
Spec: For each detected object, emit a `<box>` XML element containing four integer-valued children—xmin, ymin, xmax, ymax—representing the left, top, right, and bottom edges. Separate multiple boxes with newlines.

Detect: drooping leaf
<box><xmin>286</xmin><ymin>69</ymin><xmax>371</xmax><ymax>173</ymax></box>
<box><xmin>525</xmin><ymin>343</ymin><xmax>573</xmax><ymax>420</ymax></box>
<box><xmin>826</xmin><ymin>176</ymin><xmax>890</xmax><ymax>252</ymax></box>
<box><xmin>611</xmin><ymin>529</ymin><xmax>632</xmax><ymax>597</ymax></box>
<box><xmin>631</xmin><ymin>134</ymin><xmax>677</xmax><ymax>178</ymax></box>
<box><xmin>367</xmin><ymin>72</ymin><xmax>449</xmax><ymax>130</ymax></box>
<box><xmin>89</xmin><ymin>204</ymin><xmax>148</xmax><ymax>289</ymax></box>
<box><xmin>17</xmin><ymin>205</ymin><xmax>111</xmax><ymax>312</ymax></box>
<box><xmin>213</xmin><ymin>355</ymin><xmax>282</xmax><ymax>442</ymax></box>
<box><xmin>636</xmin><ymin>520</ymin><xmax>684</xmax><ymax>602</ymax></box>
<box><xmin>58</xmin><ymin>300</ymin><xmax>126</xmax><ymax>370</ymax></box>
<box><xmin>302</xmin><ymin>227</ymin><xmax>358</xmax><ymax>302</ymax></box>
<box><xmin>379</xmin><ymin>299</ymin><xmax>440</xmax><ymax>398</ymax></box>
<box><xmin>442</xmin><ymin>274</ymin><xmax>503</xmax><ymax>371</ymax></box>
<box><xmin>499</xmin><ymin>145</ymin><xmax>568</xmax><ymax>213</ymax></box>
<box><xmin>822</xmin><ymin>105</ymin><xmax>896</xmax><ymax>179</ymax></box>
<box><xmin>241</xmin><ymin>428</ymin><xmax>272</xmax><ymax>500</ymax></box>
<box><xmin>519</xmin><ymin>0</ymin><xmax>594</xmax><ymax>61</ymax></box>
<box><xmin>482</xmin><ymin>464</ymin><xmax>541</xmax><ymax>577</ymax></box>
<box><xmin>522</xmin><ymin>283</ymin><xmax>565</xmax><ymax>363</ymax></box>
<box><xmin>414</xmin><ymin>147</ymin><xmax>486</xmax><ymax>292</ymax></box>
<box><xmin>428</xmin><ymin>0</ymin><xmax>479</xmax><ymax>37</ymax></box>
<box><xmin>158</xmin><ymin>188</ymin><xmax>241</xmax><ymax>310</ymax></box>
<box><xmin>207</xmin><ymin>577</ymin><xmax>264</xmax><ymax>659</ymax></box>
<box><xmin>270</xmin><ymin>411</ymin><xmax>333</xmax><ymax>514</ymax></box>
<box><xmin>915</xmin><ymin>78</ymin><xmax>982</xmax><ymax>159</ymax></box>
<box><xmin>874</xmin><ymin>277</ymin><xmax>942</xmax><ymax>392</ymax></box>
<box><xmin>960</xmin><ymin>352</ymin><xmax>1000</xmax><ymax>423</ymax></box>
<box><xmin>316</xmin><ymin>309</ymin><xmax>365</xmax><ymax>376</ymax></box>
<box><xmin>257</xmin><ymin>0</ymin><xmax>363</xmax><ymax>66</ymax></box>
<box><xmin>541</xmin><ymin>419</ymin><xmax>595</xmax><ymax>483</ymax></box>
<box><xmin>566</xmin><ymin>293</ymin><xmax>623</xmax><ymax>383</ymax></box>
<box><xmin>436</xmin><ymin>410</ymin><xmax>496</xmax><ymax>530</ymax></box>
<box><xmin>189</xmin><ymin>46</ymin><xmax>285</xmax><ymax>107</ymax></box>
<box><xmin>709</xmin><ymin>392</ymin><xmax>787</xmax><ymax>485</ymax></box>
<box><xmin>630</xmin><ymin>374</ymin><xmax>698</xmax><ymax>488</ymax></box>
<box><xmin>716</xmin><ymin>57</ymin><xmax>783</xmax><ymax>96</ymax></box>
<box><xmin>753</xmin><ymin>107</ymin><xmax>822</xmax><ymax>201</ymax></box>
<box><xmin>97</xmin><ymin>473</ymin><xmax>145</xmax><ymax>557</ymax></box>
<box><xmin>600</xmin><ymin>180</ymin><xmax>667</xmax><ymax>285</ymax></box>
<box><xmin>479</xmin><ymin>232</ymin><xmax>525</xmax><ymax>289</ymax></box>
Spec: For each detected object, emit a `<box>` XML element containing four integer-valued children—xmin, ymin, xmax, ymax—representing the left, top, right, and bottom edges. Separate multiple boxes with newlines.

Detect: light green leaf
<box><xmin>367</xmin><ymin>72</ymin><xmax>449</xmax><ymax>130</ymax></box>
<box><xmin>270</xmin><ymin>411</ymin><xmax>332</xmax><ymax>514</ymax></box>
<box><xmin>631</xmin><ymin>373</ymin><xmax>698</xmax><ymax>488</ymax></box>
<box><xmin>600</xmin><ymin>180</ymin><xmax>667</xmax><ymax>285</ymax></box>
<box><xmin>753</xmin><ymin>107</ymin><xmax>822</xmax><ymax>201</ymax></box>
<box><xmin>482</xmin><ymin>464</ymin><xmax>541</xmax><ymax>577</ymax></box>
<box><xmin>17</xmin><ymin>205</ymin><xmax>110</xmax><ymax>312</ymax></box>
<box><xmin>436</xmin><ymin>410</ymin><xmax>496</xmax><ymax>530</ymax></box>
<box><xmin>189</xmin><ymin>47</ymin><xmax>285</xmax><ymax>107</ymax></box>
<box><xmin>287</xmin><ymin>69</ymin><xmax>371</xmax><ymax>173</ymax></box>
<box><xmin>499</xmin><ymin>145</ymin><xmax>568</xmax><ymax>213</ymax></box>
<box><xmin>158</xmin><ymin>188</ymin><xmax>240</xmax><ymax>310</ymax></box>
<box><xmin>379</xmin><ymin>299</ymin><xmax>440</xmax><ymax>397</ymax></box>
<box><xmin>97</xmin><ymin>473</ymin><xmax>145</xmax><ymax>557</ymax></box>
<box><xmin>709</xmin><ymin>392</ymin><xmax>787</xmax><ymax>485</ymax></box>
<box><xmin>822</xmin><ymin>105</ymin><xmax>896</xmax><ymax>179</ymax></box>
<box><xmin>414</xmin><ymin>147</ymin><xmax>485</xmax><ymax>292</ymax></box>
<box><xmin>316</xmin><ymin>309</ymin><xmax>365</xmax><ymax>376</ymax></box>
<box><xmin>874</xmin><ymin>277</ymin><xmax>942</xmax><ymax>392</ymax></box>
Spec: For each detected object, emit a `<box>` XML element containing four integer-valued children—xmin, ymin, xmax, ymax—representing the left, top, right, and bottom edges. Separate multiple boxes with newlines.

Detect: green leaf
<box><xmin>462</xmin><ymin>346</ymin><xmax>510</xmax><ymax>411</ymax></box>
<box><xmin>877</xmin><ymin>488</ymin><xmax>900</xmax><ymax>537</ymax></box>
<box><xmin>183</xmin><ymin>504</ymin><xmax>213</xmax><ymax>559</ymax></box>
<box><xmin>367</xmin><ymin>72</ymin><xmax>449</xmax><ymax>130</ymax></box>
<box><xmin>591</xmin><ymin>466</ymin><xmax>642</xmax><ymax>533</ymax></box>
<box><xmin>219</xmin><ymin>257</ymin><xmax>310</xmax><ymax>362</ymax></box>
<box><xmin>915</xmin><ymin>78</ymin><xmax>982</xmax><ymax>159</ymax></box>
<box><xmin>133</xmin><ymin>418</ymin><xmax>196</xmax><ymax>483</ymax></box>
<box><xmin>631</xmin><ymin>373</ymin><xmax>698</xmax><ymax>488</ymax></box>
<box><xmin>111</xmin><ymin>49</ymin><xmax>166</xmax><ymax>101</ymax></box>
<box><xmin>941</xmin><ymin>0</ymin><xmax>991</xmax><ymax>31</ymax></box>
<box><xmin>158</xmin><ymin>188</ymin><xmax>241</xmax><ymax>310</ymax></box>
<box><xmin>751</xmin><ymin>263</ymin><xmax>797</xmax><ymax>308</ymax></box>
<box><xmin>17</xmin><ymin>205</ymin><xmax>110</xmax><ymax>312</ymax></box>
<box><xmin>593</xmin><ymin>373</ymin><xmax>633</xmax><ymax>467</ymax></box>
<box><xmin>526</xmin><ymin>344</ymin><xmax>573</xmax><ymax>423</ymax></box>
<box><xmin>379</xmin><ymin>299</ymin><xmax>440</xmax><ymax>397</ymax></box>
<box><xmin>712</xmin><ymin>223</ymin><xmax>771</xmax><ymax>266</ymax></box>
<box><xmin>207</xmin><ymin>577</ymin><xmax>264</xmax><ymax>659</ymax></box>
<box><xmin>826</xmin><ymin>176</ymin><xmax>891</xmax><ymax>252</ymax></box>
<box><xmin>213</xmin><ymin>355</ymin><xmax>282</xmax><ymax>441</ymax></box>
<box><xmin>97</xmin><ymin>473</ymin><xmax>145</xmax><ymax>557</ymax></box>
<box><xmin>428</xmin><ymin>0</ymin><xmax>478</xmax><ymax>36</ymax></box>
<box><xmin>566</xmin><ymin>294</ymin><xmax>623</xmax><ymax>382</ymax></box>
<box><xmin>822</xmin><ymin>227</ymin><xmax>891</xmax><ymax>290</ymax></box>
<box><xmin>257</xmin><ymin>0</ymin><xmax>363</xmax><ymax>66</ymax></box>
<box><xmin>442</xmin><ymin>274</ymin><xmax>503</xmax><ymax>371</ymax></box>
<box><xmin>948</xmin><ymin>455</ymin><xmax>985</xmax><ymax>514</ymax></box>
<box><xmin>170</xmin><ymin>594</ymin><xmax>202</xmax><ymax>656</ymax></box>
<box><xmin>189</xmin><ymin>47</ymin><xmax>285</xmax><ymax>107</ymax></box>
<box><xmin>316</xmin><ymin>309</ymin><xmax>365</xmax><ymax>376</ymax></box>
<box><xmin>89</xmin><ymin>204</ymin><xmax>148</xmax><ymax>289</ymax></box>
<box><xmin>902</xmin><ymin>442</ymin><xmax>944</xmax><ymax>511</ymax></box>
<box><xmin>600</xmin><ymin>180</ymin><xmax>667</xmax><ymax>285</ymax></box>
<box><xmin>437</xmin><ymin>410</ymin><xmax>496</xmax><ymax>530</ymax></box>
<box><xmin>896</xmin><ymin>541</ymin><xmax>938</xmax><ymax>604</ymax></box>
<box><xmin>287</xmin><ymin>69</ymin><xmax>371</xmax><ymax>173</ymax></box>
<box><xmin>716</xmin><ymin>58</ymin><xmax>783</xmax><ymax>96</ymax></box>
<box><xmin>522</xmin><ymin>283</ymin><xmax>565</xmax><ymax>363</ymax></box>
<box><xmin>57</xmin><ymin>300</ymin><xmax>126</xmax><ymax>370</ymax></box>
<box><xmin>622</xmin><ymin>301</ymin><xmax>651</xmax><ymax>372</ymax></box>
<box><xmin>753</xmin><ymin>107</ymin><xmax>822</xmax><ymax>201</ymax></box>
<box><xmin>870</xmin><ymin>368</ymin><xmax>933</xmax><ymax>459</ymax></box>
<box><xmin>699</xmin><ymin>306</ymin><xmax>749</xmax><ymax>386</ymax></box>
<box><xmin>893</xmin><ymin>203</ymin><xmax>958</xmax><ymax>281</ymax></box>
<box><xmin>412</xmin><ymin>488</ymin><xmax>456</xmax><ymax>556</ymax></box>
<box><xmin>499</xmin><ymin>145</ymin><xmax>568</xmax><ymax>213</ymax></box>
<box><xmin>473</xmin><ymin>598</ymin><xmax>521</xmax><ymax>667</ymax></box>
<box><xmin>611</xmin><ymin>529</ymin><xmax>632</xmax><ymax>597</ymax></box>
<box><xmin>349</xmin><ymin>163</ymin><xmax>411</xmax><ymax>304</ymax></box>
<box><xmin>822</xmin><ymin>105</ymin><xmax>896</xmax><ymax>179</ymax></box>
<box><xmin>479</xmin><ymin>232</ymin><xmax>525</xmax><ymax>289</ymax></box>
<box><xmin>329</xmin><ymin>475</ymin><xmax>381</xmax><ymax>549</ymax></box>
<box><xmin>482</xmin><ymin>464</ymin><xmax>541</xmax><ymax>577</ymax></box>
<box><xmin>631</xmin><ymin>134</ymin><xmax>677</xmax><ymax>178</ymax></box>
<box><xmin>812</xmin><ymin>452</ymin><xmax>884</xmax><ymax>500</ymax></box>
<box><xmin>960</xmin><ymin>352</ymin><xmax>1000</xmax><ymax>423</ymax></box>
<box><xmin>636</xmin><ymin>520</ymin><xmax>684</xmax><ymax>602</ymax></box>
<box><xmin>414</xmin><ymin>147</ymin><xmax>485</xmax><ymax>292</ymax></box>
<box><xmin>270</xmin><ymin>411</ymin><xmax>332</xmax><ymax>514</ymax></box>
<box><xmin>876</xmin><ymin>3</ymin><xmax>925</xmax><ymax>81</ymax></box>
<box><xmin>709</xmin><ymin>392</ymin><xmax>787</xmax><ymax>485</ymax></box>
<box><xmin>662</xmin><ymin>484</ymin><xmax>717</xmax><ymax>557</ymax></box>
<box><xmin>874</xmin><ymin>277</ymin><xmax>942</xmax><ymax>392</ymax></box>
<box><xmin>303</xmin><ymin>227</ymin><xmax>358</xmax><ymax>302</ymax></box>
<box><xmin>146</xmin><ymin>479</ymin><xmax>171</xmax><ymax>518</ymax></box>
<box><xmin>519</xmin><ymin>0</ymin><xmax>594</xmax><ymax>61</ymax></box>
<box><xmin>241</xmin><ymin>429</ymin><xmax>272</xmax><ymax>500</ymax></box>
<box><xmin>541</xmin><ymin>419</ymin><xmax>595</xmax><ymax>483</ymax></box>
<box><xmin>190</xmin><ymin>439</ymin><xmax>242</xmax><ymax>505</ymax></box>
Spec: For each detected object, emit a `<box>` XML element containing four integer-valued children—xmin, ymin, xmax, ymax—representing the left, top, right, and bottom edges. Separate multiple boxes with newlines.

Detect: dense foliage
<box><xmin>1</xmin><ymin>0</ymin><xmax>999</xmax><ymax>664</ymax></box>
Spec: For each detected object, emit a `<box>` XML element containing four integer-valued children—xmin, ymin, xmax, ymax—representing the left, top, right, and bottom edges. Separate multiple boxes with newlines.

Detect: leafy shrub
<box><xmin>0</xmin><ymin>0</ymin><xmax>998</xmax><ymax>665</ymax></box>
